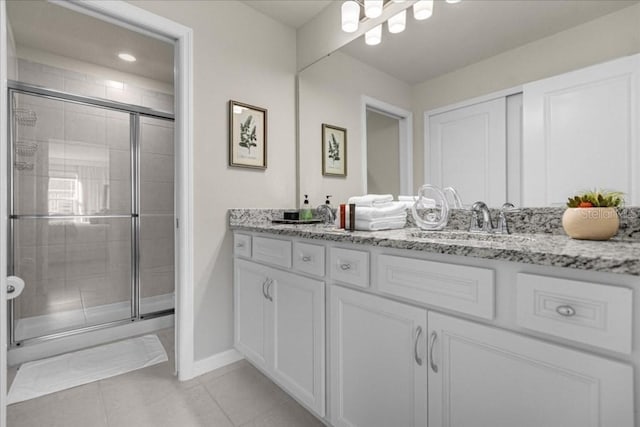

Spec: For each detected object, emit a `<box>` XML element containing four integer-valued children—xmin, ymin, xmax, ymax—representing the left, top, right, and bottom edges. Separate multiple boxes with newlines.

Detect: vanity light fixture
<box><xmin>387</xmin><ymin>9</ymin><xmax>406</xmax><ymax>33</ymax></box>
<box><xmin>342</xmin><ymin>0</ymin><xmax>457</xmax><ymax>44</ymax></box>
<box><xmin>342</xmin><ymin>1</ymin><xmax>360</xmax><ymax>32</ymax></box>
<box><xmin>365</xmin><ymin>24</ymin><xmax>383</xmax><ymax>45</ymax></box>
<box><xmin>117</xmin><ymin>52</ymin><xmax>136</xmax><ymax>62</ymax></box>
<box><xmin>364</xmin><ymin>0</ymin><xmax>383</xmax><ymax>18</ymax></box>
<box><xmin>413</xmin><ymin>0</ymin><xmax>433</xmax><ymax>20</ymax></box>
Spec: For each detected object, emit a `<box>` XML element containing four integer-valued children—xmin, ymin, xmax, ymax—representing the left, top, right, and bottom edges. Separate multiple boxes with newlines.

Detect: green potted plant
<box><xmin>562</xmin><ymin>190</ymin><xmax>623</xmax><ymax>240</ymax></box>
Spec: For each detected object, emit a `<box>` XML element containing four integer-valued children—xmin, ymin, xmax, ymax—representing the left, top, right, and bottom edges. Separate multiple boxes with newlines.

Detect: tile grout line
<box><xmin>199</xmin><ymin>382</ymin><xmax>237</xmax><ymax>427</ymax></box>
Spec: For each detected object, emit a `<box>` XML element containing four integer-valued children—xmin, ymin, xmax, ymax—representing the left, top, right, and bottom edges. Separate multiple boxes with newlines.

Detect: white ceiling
<box><xmin>7</xmin><ymin>0</ymin><xmax>174</xmax><ymax>84</ymax></box>
<box><xmin>340</xmin><ymin>0</ymin><xmax>639</xmax><ymax>84</ymax></box>
<box><xmin>242</xmin><ymin>0</ymin><xmax>332</xmax><ymax>29</ymax></box>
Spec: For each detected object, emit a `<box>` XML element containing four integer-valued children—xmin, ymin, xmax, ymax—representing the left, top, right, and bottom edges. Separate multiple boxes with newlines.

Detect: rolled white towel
<box><xmin>347</xmin><ymin>194</ymin><xmax>393</xmax><ymax>207</ymax></box>
<box><xmin>355</xmin><ymin>217</ymin><xmax>406</xmax><ymax>231</ymax></box>
<box><xmin>354</xmin><ymin>203</ymin><xmax>407</xmax><ymax>220</ymax></box>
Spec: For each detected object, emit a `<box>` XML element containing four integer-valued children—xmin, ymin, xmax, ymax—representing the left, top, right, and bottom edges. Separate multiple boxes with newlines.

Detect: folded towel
<box><xmin>354</xmin><ymin>203</ymin><xmax>407</xmax><ymax>220</ymax></box>
<box><xmin>398</xmin><ymin>195</ymin><xmax>418</xmax><ymax>202</ymax></box>
<box><xmin>355</xmin><ymin>218</ymin><xmax>406</xmax><ymax>231</ymax></box>
<box><xmin>348</xmin><ymin>194</ymin><xmax>394</xmax><ymax>207</ymax></box>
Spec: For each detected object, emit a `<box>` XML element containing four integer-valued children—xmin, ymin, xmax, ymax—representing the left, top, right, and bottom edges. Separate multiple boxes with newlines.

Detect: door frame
<box><xmin>1</xmin><ymin>0</ymin><xmax>9</xmax><ymax>424</ymax></box>
<box><xmin>0</xmin><ymin>2</ymin><xmax>195</xmax><ymax>407</ymax></box>
<box><xmin>361</xmin><ymin>95</ymin><xmax>413</xmax><ymax>195</ymax></box>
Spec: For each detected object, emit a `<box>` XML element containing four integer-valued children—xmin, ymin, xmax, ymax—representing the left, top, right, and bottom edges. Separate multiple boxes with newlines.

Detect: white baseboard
<box><xmin>190</xmin><ymin>348</ymin><xmax>244</xmax><ymax>379</ymax></box>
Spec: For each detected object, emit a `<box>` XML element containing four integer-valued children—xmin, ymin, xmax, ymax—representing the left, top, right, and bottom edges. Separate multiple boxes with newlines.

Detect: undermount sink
<box><xmin>409</xmin><ymin>230</ymin><xmax>537</xmax><ymax>243</ymax></box>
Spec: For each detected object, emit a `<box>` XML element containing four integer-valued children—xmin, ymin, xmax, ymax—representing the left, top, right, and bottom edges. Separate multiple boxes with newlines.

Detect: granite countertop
<box><xmin>229</xmin><ymin>209</ymin><xmax>640</xmax><ymax>276</ymax></box>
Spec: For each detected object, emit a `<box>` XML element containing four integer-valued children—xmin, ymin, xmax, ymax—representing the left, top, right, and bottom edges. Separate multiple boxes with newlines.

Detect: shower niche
<box><xmin>8</xmin><ymin>83</ymin><xmax>175</xmax><ymax>346</ymax></box>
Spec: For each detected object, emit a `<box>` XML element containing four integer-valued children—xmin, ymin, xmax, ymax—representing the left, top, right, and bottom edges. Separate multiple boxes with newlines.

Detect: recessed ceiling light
<box><xmin>118</xmin><ymin>53</ymin><xmax>136</xmax><ymax>62</ymax></box>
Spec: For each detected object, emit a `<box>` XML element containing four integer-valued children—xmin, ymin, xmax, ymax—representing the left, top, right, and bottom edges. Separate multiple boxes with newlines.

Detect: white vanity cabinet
<box><xmin>234</xmin><ymin>257</ymin><xmax>325</xmax><ymax>416</ymax></box>
<box><xmin>329</xmin><ymin>285</ymin><xmax>427</xmax><ymax>427</ymax></box>
<box><xmin>233</xmin><ymin>231</ymin><xmax>636</xmax><ymax>427</ymax></box>
<box><xmin>428</xmin><ymin>311</ymin><xmax>634</xmax><ymax>427</ymax></box>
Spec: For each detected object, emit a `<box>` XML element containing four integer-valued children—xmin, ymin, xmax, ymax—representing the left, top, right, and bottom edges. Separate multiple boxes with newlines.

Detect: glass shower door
<box><xmin>10</xmin><ymin>91</ymin><xmax>134</xmax><ymax>342</ymax></box>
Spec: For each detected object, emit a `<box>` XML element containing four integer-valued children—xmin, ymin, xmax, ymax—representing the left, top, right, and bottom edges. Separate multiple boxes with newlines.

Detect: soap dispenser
<box><xmin>300</xmin><ymin>194</ymin><xmax>313</xmax><ymax>220</ymax></box>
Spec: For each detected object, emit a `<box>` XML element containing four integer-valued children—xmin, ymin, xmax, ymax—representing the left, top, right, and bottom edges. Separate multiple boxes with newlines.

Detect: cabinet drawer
<box><xmin>234</xmin><ymin>233</ymin><xmax>252</xmax><ymax>258</ymax></box>
<box><xmin>377</xmin><ymin>254</ymin><xmax>494</xmax><ymax>319</ymax></box>
<box><xmin>252</xmin><ymin>236</ymin><xmax>292</xmax><ymax>268</ymax></box>
<box><xmin>516</xmin><ymin>273</ymin><xmax>632</xmax><ymax>354</ymax></box>
<box><xmin>293</xmin><ymin>242</ymin><xmax>325</xmax><ymax>277</ymax></box>
<box><xmin>330</xmin><ymin>248</ymin><xmax>369</xmax><ymax>288</ymax></box>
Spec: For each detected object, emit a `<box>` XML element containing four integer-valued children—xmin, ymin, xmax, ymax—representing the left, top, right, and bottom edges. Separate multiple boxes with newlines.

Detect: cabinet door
<box><xmin>522</xmin><ymin>54</ymin><xmax>639</xmax><ymax>206</ymax></box>
<box><xmin>270</xmin><ymin>269</ymin><xmax>325</xmax><ymax>416</ymax></box>
<box><xmin>428</xmin><ymin>312</ymin><xmax>634</xmax><ymax>427</ymax></box>
<box><xmin>330</xmin><ymin>285</ymin><xmax>427</xmax><ymax>427</ymax></box>
<box><xmin>427</xmin><ymin>97</ymin><xmax>507</xmax><ymax>207</ymax></box>
<box><xmin>234</xmin><ymin>259</ymin><xmax>270</xmax><ymax>370</ymax></box>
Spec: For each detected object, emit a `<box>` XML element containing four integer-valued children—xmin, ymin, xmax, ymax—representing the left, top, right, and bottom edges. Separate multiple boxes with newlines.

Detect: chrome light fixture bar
<box><xmin>342</xmin><ymin>0</ymin><xmax>461</xmax><ymax>44</ymax></box>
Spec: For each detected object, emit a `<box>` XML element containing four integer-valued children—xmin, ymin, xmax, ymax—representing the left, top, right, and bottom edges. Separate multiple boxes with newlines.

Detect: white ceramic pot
<box><xmin>562</xmin><ymin>207</ymin><xmax>620</xmax><ymax>240</ymax></box>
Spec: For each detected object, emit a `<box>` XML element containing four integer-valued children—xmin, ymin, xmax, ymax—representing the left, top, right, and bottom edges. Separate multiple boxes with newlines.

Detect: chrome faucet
<box><xmin>469</xmin><ymin>201</ymin><xmax>493</xmax><ymax>232</ymax></box>
<box><xmin>316</xmin><ymin>204</ymin><xmax>336</xmax><ymax>225</ymax></box>
<box><xmin>495</xmin><ymin>202</ymin><xmax>520</xmax><ymax>234</ymax></box>
<box><xmin>469</xmin><ymin>201</ymin><xmax>519</xmax><ymax>234</ymax></box>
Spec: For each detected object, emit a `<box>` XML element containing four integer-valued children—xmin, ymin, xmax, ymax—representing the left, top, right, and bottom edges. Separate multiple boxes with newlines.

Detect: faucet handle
<box><xmin>500</xmin><ymin>202</ymin><xmax>520</xmax><ymax>212</ymax></box>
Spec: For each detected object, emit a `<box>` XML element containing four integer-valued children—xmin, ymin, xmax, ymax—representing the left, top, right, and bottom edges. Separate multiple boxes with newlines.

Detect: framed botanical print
<box><xmin>229</xmin><ymin>100</ymin><xmax>267</xmax><ymax>169</ymax></box>
<box><xmin>322</xmin><ymin>123</ymin><xmax>347</xmax><ymax>176</ymax></box>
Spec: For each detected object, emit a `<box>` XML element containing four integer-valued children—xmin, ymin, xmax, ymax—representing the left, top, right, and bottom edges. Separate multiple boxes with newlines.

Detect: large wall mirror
<box><xmin>298</xmin><ymin>0</ymin><xmax>640</xmax><ymax>207</ymax></box>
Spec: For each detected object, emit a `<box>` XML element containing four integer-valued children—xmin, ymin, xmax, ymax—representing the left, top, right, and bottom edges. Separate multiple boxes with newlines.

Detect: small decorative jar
<box><xmin>562</xmin><ymin>207</ymin><xmax>619</xmax><ymax>241</ymax></box>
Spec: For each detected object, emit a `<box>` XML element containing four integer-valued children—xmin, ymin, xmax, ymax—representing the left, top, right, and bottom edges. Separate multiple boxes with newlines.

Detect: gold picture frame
<box><xmin>322</xmin><ymin>123</ymin><xmax>347</xmax><ymax>177</ymax></box>
<box><xmin>229</xmin><ymin>100</ymin><xmax>267</xmax><ymax>169</ymax></box>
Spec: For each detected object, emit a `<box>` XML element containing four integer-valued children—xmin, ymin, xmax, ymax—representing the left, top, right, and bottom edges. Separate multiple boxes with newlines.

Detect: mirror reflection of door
<box><xmin>366</xmin><ymin>109</ymin><xmax>400</xmax><ymax>197</ymax></box>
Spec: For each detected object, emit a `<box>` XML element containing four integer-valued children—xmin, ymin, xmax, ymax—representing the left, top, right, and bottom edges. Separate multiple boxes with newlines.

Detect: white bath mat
<box><xmin>8</xmin><ymin>334</ymin><xmax>168</xmax><ymax>404</ymax></box>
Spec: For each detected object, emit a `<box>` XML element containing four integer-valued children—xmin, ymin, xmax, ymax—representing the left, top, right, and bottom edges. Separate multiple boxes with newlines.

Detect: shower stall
<box><xmin>7</xmin><ymin>81</ymin><xmax>175</xmax><ymax>347</ymax></box>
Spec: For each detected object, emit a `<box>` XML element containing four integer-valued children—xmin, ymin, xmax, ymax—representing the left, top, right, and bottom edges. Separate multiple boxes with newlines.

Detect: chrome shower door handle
<box><xmin>414</xmin><ymin>326</ymin><xmax>423</xmax><ymax>366</ymax></box>
<box><xmin>429</xmin><ymin>331</ymin><xmax>439</xmax><ymax>373</ymax></box>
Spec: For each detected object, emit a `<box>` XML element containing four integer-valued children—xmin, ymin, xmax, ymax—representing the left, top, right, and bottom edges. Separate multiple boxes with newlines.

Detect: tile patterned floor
<box><xmin>7</xmin><ymin>329</ymin><xmax>324</xmax><ymax>427</ymax></box>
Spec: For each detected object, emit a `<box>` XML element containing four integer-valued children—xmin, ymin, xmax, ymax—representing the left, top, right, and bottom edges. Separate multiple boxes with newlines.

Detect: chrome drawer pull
<box><xmin>262</xmin><ymin>278</ymin><xmax>270</xmax><ymax>300</ymax></box>
<box><xmin>429</xmin><ymin>331</ymin><xmax>439</xmax><ymax>373</ymax></box>
<box><xmin>301</xmin><ymin>255</ymin><xmax>312</xmax><ymax>262</ymax></box>
<box><xmin>236</xmin><ymin>242</ymin><xmax>245</xmax><ymax>248</ymax></box>
<box><xmin>414</xmin><ymin>326</ymin><xmax>423</xmax><ymax>366</ymax></box>
<box><xmin>340</xmin><ymin>263</ymin><xmax>352</xmax><ymax>271</ymax></box>
<box><xmin>556</xmin><ymin>305</ymin><xmax>576</xmax><ymax>317</ymax></box>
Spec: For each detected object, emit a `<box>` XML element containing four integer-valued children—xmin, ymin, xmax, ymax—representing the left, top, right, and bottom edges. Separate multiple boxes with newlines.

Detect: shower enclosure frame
<box><xmin>7</xmin><ymin>80</ymin><xmax>175</xmax><ymax>348</ymax></box>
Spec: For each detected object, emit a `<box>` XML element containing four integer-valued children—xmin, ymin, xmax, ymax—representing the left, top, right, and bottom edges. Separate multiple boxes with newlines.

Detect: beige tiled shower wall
<box><xmin>12</xmin><ymin>59</ymin><xmax>174</xmax><ymax>332</ymax></box>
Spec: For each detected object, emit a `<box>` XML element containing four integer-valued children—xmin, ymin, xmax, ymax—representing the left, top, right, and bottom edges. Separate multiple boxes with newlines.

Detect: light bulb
<box><xmin>446</xmin><ymin>0</ymin><xmax>461</xmax><ymax>3</ymax></box>
<box><xmin>341</xmin><ymin>1</ymin><xmax>360</xmax><ymax>33</ymax></box>
<box><xmin>387</xmin><ymin>10</ymin><xmax>406</xmax><ymax>34</ymax></box>
<box><xmin>365</xmin><ymin>25</ymin><xmax>382</xmax><ymax>45</ymax></box>
<box><xmin>413</xmin><ymin>0</ymin><xmax>433</xmax><ymax>20</ymax></box>
<box><xmin>364</xmin><ymin>0</ymin><xmax>383</xmax><ymax>18</ymax></box>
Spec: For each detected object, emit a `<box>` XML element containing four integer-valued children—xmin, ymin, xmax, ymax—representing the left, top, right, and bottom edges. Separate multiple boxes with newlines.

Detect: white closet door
<box><xmin>427</xmin><ymin>98</ymin><xmax>507</xmax><ymax>207</ymax></box>
<box><xmin>522</xmin><ymin>54</ymin><xmax>639</xmax><ymax>206</ymax></box>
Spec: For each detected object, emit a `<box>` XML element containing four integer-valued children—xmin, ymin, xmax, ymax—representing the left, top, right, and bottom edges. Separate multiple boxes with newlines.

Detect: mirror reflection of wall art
<box><xmin>322</xmin><ymin>123</ymin><xmax>347</xmax><ymax>177</ymax></box>
<box><xmin>229</xmin><ymin>100</ymin><xmax>267</xmax><ymax>169</ymax></box>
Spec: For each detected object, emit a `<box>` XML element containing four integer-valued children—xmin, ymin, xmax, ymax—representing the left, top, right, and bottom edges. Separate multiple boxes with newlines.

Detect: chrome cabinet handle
<box><xmin>262</xmin><ymin>278</ymin><xmax>269</xmax><ymax>300</ymax></box>
<box><xmin>340</xmin><ymin>263</ymin><xmax>352</xmax><ymax>271</ymax></box>
<box><xmin>556</xmin><ymin>305</ymin><xmax>576</xmax><ymax>317</ymax></box>
<box><xmin>236</xmin><ymin>242</ymin><xmax>245</xmax><ymax>248</ymax></box>
<box><xmin>414</xmin><ymin>326</ymin><xmax>423</xmax><ymax>366</ymax></box>
<box><xmin>301</xmin><ymin>255</ymin><xmax>312</xmax><ymax>262</ymax></box>
<box><xmin>429</xmin><ymin>331</ymin><xmax>438</xmax><ymax>373</ymax></box>
<box><xmin>266</xmin><ymin>279</ymin><xmax>274</xmax><ymax>302</ymax></box>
